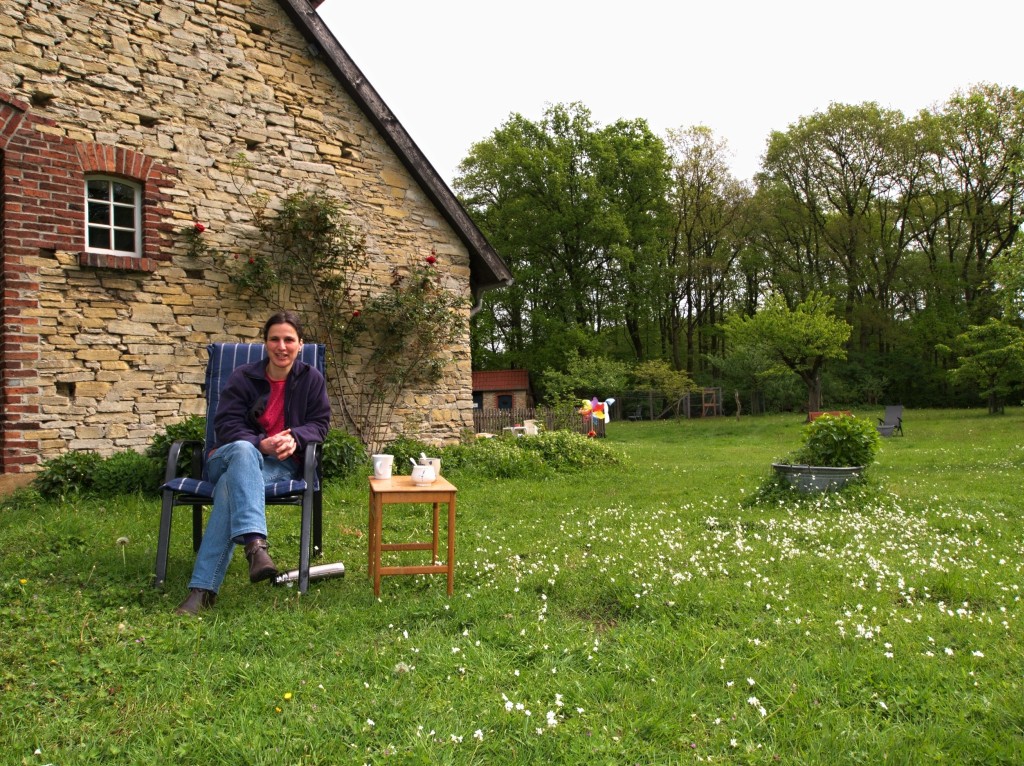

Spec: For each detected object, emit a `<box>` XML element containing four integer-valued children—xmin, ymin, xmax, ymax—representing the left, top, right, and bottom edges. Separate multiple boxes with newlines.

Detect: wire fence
<box><xmin>472</xmin><ymin>388</ymin><xmax>724</xmax><ymax>436</ymax></box>
<box><xmin>472</xmin><ymin>406</ymin><xmax>607</xmax><ymax>437</ymax></box>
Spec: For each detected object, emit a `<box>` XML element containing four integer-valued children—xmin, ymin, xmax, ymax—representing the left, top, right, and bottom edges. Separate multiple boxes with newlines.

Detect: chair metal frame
<box><xmin>878</xmin><ymin>405</ymin><xmax>904</xmax><ymax>437</ymax></box>
<box><xmin>153</xmin><ymin>342</ymin><xmax>326</xmax><ymax>594</ymax></box>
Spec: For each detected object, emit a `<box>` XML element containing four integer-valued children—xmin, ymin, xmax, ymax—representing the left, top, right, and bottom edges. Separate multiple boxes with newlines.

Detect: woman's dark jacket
<box><xmin>211</xmin><ymin>357</ymin><xmax>331</xmax><ymax>455</ymax></box>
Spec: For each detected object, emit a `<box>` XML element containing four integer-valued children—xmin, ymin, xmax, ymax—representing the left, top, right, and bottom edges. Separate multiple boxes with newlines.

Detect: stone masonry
<box><xmin>0</xmin><ymin>0</ymin><xmax>481</xmax><ymax>472</ymax></box>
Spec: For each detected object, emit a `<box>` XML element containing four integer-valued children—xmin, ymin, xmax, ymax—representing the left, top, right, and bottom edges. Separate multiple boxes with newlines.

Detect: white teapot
<box><xmin>410</xmin><ymin>459</ymin><xmax>435</xmax><ymax>485</ymax></box>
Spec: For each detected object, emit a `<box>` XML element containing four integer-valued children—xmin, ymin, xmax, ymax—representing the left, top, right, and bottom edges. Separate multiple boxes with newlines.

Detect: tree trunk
<box><xmin>805</xmin><ymin>372</ymin><xmax>823</xmax><ymax>412</ymax></box>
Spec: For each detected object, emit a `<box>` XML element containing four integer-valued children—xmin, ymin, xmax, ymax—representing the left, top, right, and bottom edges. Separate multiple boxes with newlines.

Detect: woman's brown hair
<box><xmin>262</xmin><ymin>310</ymin><xmax>304</xmax><ymax>341</ymax></box>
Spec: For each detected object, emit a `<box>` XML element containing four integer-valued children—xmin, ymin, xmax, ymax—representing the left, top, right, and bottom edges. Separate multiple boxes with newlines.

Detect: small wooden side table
<box><xmin>367</xmin><ymin>475</ymin><xmax>458</xmax><ymax>597</ymax></box>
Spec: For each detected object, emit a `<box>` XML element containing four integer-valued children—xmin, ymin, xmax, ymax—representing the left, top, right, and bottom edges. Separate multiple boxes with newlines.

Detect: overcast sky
<box><xmin>318</xmin><ymin>1</ymin><xmax>1023</xmax><ymax>184</ymax></box>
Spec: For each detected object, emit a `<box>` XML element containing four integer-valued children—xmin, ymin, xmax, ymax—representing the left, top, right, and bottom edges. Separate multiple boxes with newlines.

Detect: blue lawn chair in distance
<box><xmin>153</xmin><ymin>342</ymin><xmax>328</xmax><ymax>595</ymax></box>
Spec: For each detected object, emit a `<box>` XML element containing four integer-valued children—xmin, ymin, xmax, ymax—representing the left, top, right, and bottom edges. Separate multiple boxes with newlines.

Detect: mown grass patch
<box><xmin>2</xmin><ymin>408</ymin><xmax>1022</xmax><ymax>764</ymax></box>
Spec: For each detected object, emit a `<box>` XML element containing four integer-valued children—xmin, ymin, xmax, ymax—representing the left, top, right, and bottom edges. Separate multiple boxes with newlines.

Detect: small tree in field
<box><xmin>724</xmin><ymin>292</ymin><xmax>851</xmax><ymax>413</ymax></box>
<box><xmin>630</xmin><ymin>359</ymin><xmax>695</xmax><ymax>417</ymax></box>
<box><xmin>938</xmin><ymin>318</ymin><xmax>1024</xmax><ymax>414</ymax></box>
<box><xmin>537</xmin><ymin>351</ymin><xmax>630</xmax><ymax>404</ymax></box>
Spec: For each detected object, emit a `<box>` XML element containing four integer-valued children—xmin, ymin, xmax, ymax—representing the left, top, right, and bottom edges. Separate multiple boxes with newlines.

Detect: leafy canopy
<box><xmin>938</xmin><ymin>318</ymin><xmax>1024</xmax><ymax>413</ymax></box>
<box><xmin>724</xmin><ymin>292</ymin><xmax>851</xmax><ymax>412</ymax></box>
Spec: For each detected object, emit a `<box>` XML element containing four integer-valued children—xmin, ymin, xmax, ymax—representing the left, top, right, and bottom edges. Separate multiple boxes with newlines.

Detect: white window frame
<box><xmin>84</xmin><ymin>176</ymin><xmax>142</xmax><ymax>257</ymax></box>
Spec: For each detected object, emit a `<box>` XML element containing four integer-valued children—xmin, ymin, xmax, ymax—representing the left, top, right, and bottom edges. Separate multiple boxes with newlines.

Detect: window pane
<box><xmin>88</xmin><ymin>202</ymin><xmax>110</xmax><ymax>224</ymax></box>
<box><xmin>112</xmin><ymin>182</ymin><xmax>135</xmax><ymax>204</ymax></box>
<box><xmin>87</xmin><ymin>180</ymin><xmax>110</xmax><ymax>200</ymax></box>
<box><xmin>113</xmin><ymin>205</ymin><xmax>135</xmax><ymax>228</ymax></box>
<box><xmin>113</xmin><ymin>229</ymin><xmax>135</xmax><ymax>252</ymax></box>
<box><xmin>85</xmin><ymin>176</ymin><xmax>141</xmax><ymax>256</ymax></box>
<box><xmin>88</xmin><ymin>226</ymin><xmax>111</xmax><ymax>249</ymax></box>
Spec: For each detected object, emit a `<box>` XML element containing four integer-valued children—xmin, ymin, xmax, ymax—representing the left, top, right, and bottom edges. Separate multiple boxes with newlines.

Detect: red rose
<box><xmin>426</xmin><ymin>255</ymin><xmax>437</xmax><ymax>265</ymax></box>
<box><xmin>194</xmin><ymin>222</ymin><xmax>206</xmax><ymax>232</ymax></box>
<box><xmin>247</xmin><ymin>257</ymin><xmax>255</xmax><ymax>264</ymax></box>
<box><xmin>352</xmin><ymin>310</ymin><xmax>361</xmax><ymax>318</ymax></box>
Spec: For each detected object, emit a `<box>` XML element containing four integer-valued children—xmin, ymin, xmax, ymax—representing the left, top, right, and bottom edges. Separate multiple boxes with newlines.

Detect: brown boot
<box><xmin>244</xmin><ymin>538</ymin><xmax>277</xmax><ymax>583</ymax></box>
<box><xmin>175</xmin><ymin>588</ymin><xmax>216</xmax><ymax>616</ymax></box>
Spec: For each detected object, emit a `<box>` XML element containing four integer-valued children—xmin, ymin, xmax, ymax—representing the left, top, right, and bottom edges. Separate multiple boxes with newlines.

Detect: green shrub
<box><xmin>383</xmin><ymin>435</ymin><xmax>437</xmax><ymax>474</ymax></box>
<box><xmin>515</xmin><ymin>429</ymin><xmax>619</xmax><ymax>472</ymax></box>
<box><xmin>440</xmin><ymin>437</ymin><xmax>550</xmax><ymax>479</ymax></box>
<box><xmin>34</xmin><ymin>451</ymin><xmax>104</xmax><ymax>498</ymax></box>
<box><xmin>36</xmin><ymin>449</ymin><xmax>164</xmax><ymax>499</ymax></box>
<box><xmin>320</xmin><ymin>428</ymin><xmax>366</xmax><ymax>480</ymax></box>
<box><xmin>91</xmin><ymin>450</ymin><xmax>163</xmax><ymax>496</ymax></box>
<box><xmin>791</xmin><ymin>414</ymin><xmax>881</xmax><ymax>467</ymax></box>
<box><xmin>436</xmin><ymin>430</ymin><xmax>618</xmax><ymax>479</ymax></box>
<box><xmin>145</xmin><ymin>415</ymin><xmax>207</xmax><ymax>470</ymax></box>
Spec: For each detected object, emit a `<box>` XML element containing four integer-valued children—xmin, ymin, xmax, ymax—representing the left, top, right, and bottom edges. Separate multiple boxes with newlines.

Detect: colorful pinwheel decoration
<box><xmin>578</xmin><ymin>397</ymin><xmax>608</xmax><ymax>422</ymax></box>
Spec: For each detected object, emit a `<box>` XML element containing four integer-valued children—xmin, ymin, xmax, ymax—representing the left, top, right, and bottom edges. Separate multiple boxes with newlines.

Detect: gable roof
<box><xmin>274</xmin><ymin>0</ymin><xmax>513</xmax><ymax>304</ymax></box>
<box><xmin>472</xmin><ymin>370</ymin><xmax>531</xmax><ymax>392</ymax></box>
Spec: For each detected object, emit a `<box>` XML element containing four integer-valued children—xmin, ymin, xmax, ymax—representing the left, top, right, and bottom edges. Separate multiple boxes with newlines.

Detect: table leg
<box><xmin>375</xmin><ymin>496</ymin><xmax>385</xmax><ymax>597</ymax></box>
<box><xmin>431</xmin><ymin>502</ymin><xmax>440</xmax><ymax>564</ymax></box>
<box><xmin>370</xmin><ymin>493</ymin><xmax>384</xmax><ymax>597</ymax></box>
<box><xmin>367</xmin><ymin>492</ymin><xmax>374</xmax><ymax>580</ymax></box>
<box><xmin>446</xmin><ymin>496</ymin><xmax>456</xmax><ymax>596</ymax></box>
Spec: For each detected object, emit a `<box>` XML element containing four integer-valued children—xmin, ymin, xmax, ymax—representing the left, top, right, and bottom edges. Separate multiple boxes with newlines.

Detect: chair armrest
<box><xmin>300</xmin><ymin>439</ymin><xmax>323</xmax><ymax>484</ymax></box>
<box><xmin>163</xmin><ymin>439</ymin><xmax>205</xmax><ymax>483</ymax></box>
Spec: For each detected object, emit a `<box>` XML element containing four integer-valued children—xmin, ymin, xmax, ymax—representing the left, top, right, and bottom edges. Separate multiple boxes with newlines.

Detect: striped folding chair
<box><xmin>153</xmin><ymin>342</ymin><xmax>327</xmax><ymax>594</ymax></box>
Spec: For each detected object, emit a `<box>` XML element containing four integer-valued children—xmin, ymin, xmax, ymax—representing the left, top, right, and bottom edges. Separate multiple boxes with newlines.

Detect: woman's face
<box><xmin>264</xmin><ymin>322</ymin><xmax>303</xmax><ymax>379</ymax></box>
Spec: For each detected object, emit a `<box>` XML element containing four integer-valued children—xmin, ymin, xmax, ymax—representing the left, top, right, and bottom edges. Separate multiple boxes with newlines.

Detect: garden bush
<box><xmin>438</xmin><ymin>429</ymin><xmax>618</xmax><ymax>479</ymax></box>
<box><xmin>440</xmin><ymin>437</ymin><xmax>550</xmax><ymax>479</ymax></box>
<box><xmin>791</xmin><ymin>413</ymin><xmax>882</xmax><ymax>467</ymax></box>
<box><xmin>515</xmin><ymin>429</ymin><xmax>619</xmax><ymax>472</ymax></box>
<box><xmin>144</xmin><ymin>414</ymin><xmax>206</xmax><ymax>469</ymax></box>
<box><xmin>33</xmin><ymin>451</ymin><xmax>104</xmax><ymax>499</ymax></box>
<box><xmin>36</xmin><ymin>449</ymin><xmax>163</xmax><ymax>498</ymax></box>
<box><xmin>383</xmin><ymin>435</ymin><xmax>436</xmax><ymax>474</ymax></box>
<box><xmin>320</xmin><ymin>428</ymin><xmax>366</xmax><ymax>480</ymax></box>
<box><xmin>90</xmin><ymin>449</ymin><xmax>163</xmax><ymax>496</ymax></box>
<box><xmin>33</xmin><ymin>425</ymin><xmax>621</xmax><ymax>498</ymax></box>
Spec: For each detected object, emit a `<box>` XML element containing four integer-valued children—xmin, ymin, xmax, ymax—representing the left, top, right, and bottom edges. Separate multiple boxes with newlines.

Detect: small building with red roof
<box><xmin>472</xmin><ymin>370</ymin><xmax>534</xmax><ymax>411</ymax></box>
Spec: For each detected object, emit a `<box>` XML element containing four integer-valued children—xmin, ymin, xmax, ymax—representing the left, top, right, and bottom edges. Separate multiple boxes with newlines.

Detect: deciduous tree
<box><xmin>938</xmin><ymin>318</ymin><xmax>1024</xmax><ymax>414</ymax></box>
<box><xmin>724</xmin><ymin>292</ymin><xmax>851</xmax><ymax>412</ymax></box>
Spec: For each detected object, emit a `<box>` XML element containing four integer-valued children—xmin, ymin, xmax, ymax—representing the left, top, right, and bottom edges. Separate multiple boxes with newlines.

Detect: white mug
<box><xmin>372</xmin><ymin>453</ymin><xmax>394</xmax><ymax>479</ymax></box>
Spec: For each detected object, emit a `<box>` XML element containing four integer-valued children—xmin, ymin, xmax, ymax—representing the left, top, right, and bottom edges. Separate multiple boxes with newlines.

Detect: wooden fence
<box><xmin>472</xmin><ymin>407</ymin><xmax>607</xmax><ymax>437</ymax></box>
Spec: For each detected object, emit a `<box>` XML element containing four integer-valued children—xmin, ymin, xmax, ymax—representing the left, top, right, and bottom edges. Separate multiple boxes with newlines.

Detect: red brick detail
<box><xmin>0</xmin><ymin>93</ymin><xmax>179</xmax><ymax>472</ymax></box>
<box><xmin>77</xmin><ymin>252</ymin><xmax>158</xmax><ymax>272</ymax></box>
<box><xmin>807</xmin><ymin>410</ymin><xmax>853</xmax><ymax>422</ymax></box>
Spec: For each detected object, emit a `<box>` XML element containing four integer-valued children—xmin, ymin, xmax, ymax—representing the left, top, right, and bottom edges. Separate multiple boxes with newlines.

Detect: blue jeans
<box><xmin>188</xmin><ymin>440</ymin><xmax>298</xmax><ymax>593</ymax></box>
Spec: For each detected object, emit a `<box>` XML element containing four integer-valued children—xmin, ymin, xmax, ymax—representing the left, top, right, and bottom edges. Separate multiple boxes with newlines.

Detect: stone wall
<box><xmin>0</xmin><ymin>0</ymin><xmax>475</xmax><ymax>470</ymax></box>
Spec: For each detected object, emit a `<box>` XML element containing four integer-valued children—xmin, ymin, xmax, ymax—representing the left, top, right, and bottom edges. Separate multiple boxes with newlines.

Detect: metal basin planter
<box><xmin>772</xmin><ymin>463</ymin><xmax>865</xmax><ymax>493</ymax></box>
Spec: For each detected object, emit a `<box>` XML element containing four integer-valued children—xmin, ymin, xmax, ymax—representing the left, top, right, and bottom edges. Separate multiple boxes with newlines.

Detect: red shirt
<box><xmin>258</xmin><ymin>375</ymin><xmax>286</xmax><ymax>437</ymax></box>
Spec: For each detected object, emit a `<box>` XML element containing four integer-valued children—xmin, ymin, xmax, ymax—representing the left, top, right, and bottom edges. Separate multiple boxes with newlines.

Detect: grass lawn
<box><xmin>2</xmin><ymin>408</ymin><xmax>1023</xmax><ymax>764</ymax></box>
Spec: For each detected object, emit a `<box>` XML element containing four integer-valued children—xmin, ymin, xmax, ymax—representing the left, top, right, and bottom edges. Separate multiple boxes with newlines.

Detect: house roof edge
<box><xmin>272</xmin><ymin>0</ymin><xmax>514</xmax><ymax>298</ymax></box>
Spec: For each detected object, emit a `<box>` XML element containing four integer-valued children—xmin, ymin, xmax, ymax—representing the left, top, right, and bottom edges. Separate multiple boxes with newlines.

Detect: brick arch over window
<box><xmin>0</xmin><ymin>94</ymin><xmax>176</xmax><ymax>272</ymax></box>
<box><xmin>75</xmin><ymin>143</ymin><xmax>176</xmax><ymax>269</ymax></box>
<box><xmin>0</xmin><ymin>92</ymin><xmax>177</xmax><ymax>472</ymax></box>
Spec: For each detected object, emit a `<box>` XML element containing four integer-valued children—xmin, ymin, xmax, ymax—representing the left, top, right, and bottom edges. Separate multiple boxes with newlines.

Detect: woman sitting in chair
<box><xmin>176</xmin><ymin>311</ymin><xmax>332</xmax><ymax>616</ymax></box>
